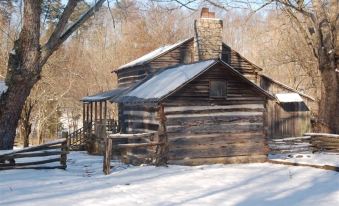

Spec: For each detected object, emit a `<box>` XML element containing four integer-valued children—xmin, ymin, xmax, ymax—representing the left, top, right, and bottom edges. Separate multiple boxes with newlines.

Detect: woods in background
<box><xmin>0</xmin><ymin>0</ymin><xmax>337</xmax><ymax>147</ymax></box>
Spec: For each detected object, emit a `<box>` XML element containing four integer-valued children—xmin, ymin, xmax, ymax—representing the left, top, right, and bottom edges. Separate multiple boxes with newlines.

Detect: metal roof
<box><xmin>115</xmin><ymin>37</ymin><xmax>193</xmax><ymax>71</ymax></box>
<box><xmin>0</xmin><ymin>81</ymin><xmax>8</xmax><ymax>94</ymax></box>
<box><xmin>276</xmin><ymin>93</ymin><xmax>304</xmax><ymax>103</ymax></box>
<box><xmin>115</xmin><ymin>59</ymin><xmax>274</xmax><ymax>104</ymax></box>
<box><xmin>81</xmin><ymin>87</ymin><xmax>130</xmax><ymax>102</ymax></box>
<box><xmin>116</xmin><ymin>60</ymin><xmax>217</xmax><ymax>103</ymax></box>
<box><xmin>260</xmin><ymin>74</ymin><xmax>315</xmax><ymax>101</ymax></box>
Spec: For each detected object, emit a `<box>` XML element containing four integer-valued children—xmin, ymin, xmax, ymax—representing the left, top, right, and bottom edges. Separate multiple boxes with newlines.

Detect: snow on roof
<box><xmin>81</xmin><ymin>87</ymin><xmax>130</xmax><ymax>102</ymax></box>
<box><xmin>276</xmin><ymin>93</ymin><xmax>304</xmax><ymax>103</ymax></box>
<box><xmin>261</xmin><ymin>74</ymin><xmax>315</xmax><ymax>101</ymax></box>
<box><xmin>0</xmin><ymin>80</ymin><xmax>8</xmax><ymax>94</ymax></box>
<box><xmin>116</xmin><ymin>37</ymin><xmax>193</xmax><ymax>71</ymax></box>
<box><xmin>117</xmin><ymin>60</ymin><xmax>217</xmax><ymax>103</ymax></box>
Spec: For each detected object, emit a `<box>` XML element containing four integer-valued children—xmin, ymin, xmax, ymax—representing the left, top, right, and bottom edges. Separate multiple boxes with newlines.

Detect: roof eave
<box><xmin>260</xmin><ymin>74</ymin><xmax>315</xmax><ymax>101</ymax></box>
<box><xmin>112</xmin><ymin>37</ymin><xmax>194</xmax><ymax>73</ymax></box>
<box><xmin>219</xmin><ymin>59</ymin><xmax>275</xmax><ymax>100</ymax></box>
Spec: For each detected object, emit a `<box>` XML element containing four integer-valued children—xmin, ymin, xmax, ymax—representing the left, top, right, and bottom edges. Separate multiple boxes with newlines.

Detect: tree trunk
<box><xmin>0</xmin><ymin>0</ymin><xmax>41</xmax><ymax>150</ymax></box>
<box><xmin>318</xmin><ymin>67</ymin><xmax>339</xmax><ymax>133</ymax></box>
<box><xmin>0</xmin><ymin>81</ymin><xmax>36</xmax><ymax>149</ymax></box>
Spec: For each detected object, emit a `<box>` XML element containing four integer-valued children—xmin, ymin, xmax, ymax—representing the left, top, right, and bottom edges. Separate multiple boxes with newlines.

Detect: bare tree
<box><xmin>168</xmin><ymin>0</ymin><xmax>338</xmax><ymax>132</ymax></box>
<box><xmin>0</xmin><ymin>0</ymin><xmax>105</xmax><ymax>149</ymax></box>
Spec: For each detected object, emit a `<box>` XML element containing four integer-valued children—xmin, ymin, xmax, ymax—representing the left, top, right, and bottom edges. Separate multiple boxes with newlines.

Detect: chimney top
<box><xmin>200</xmin><ymin>7</ymin><xmax>215</xmax><ymax>19</ymax></box>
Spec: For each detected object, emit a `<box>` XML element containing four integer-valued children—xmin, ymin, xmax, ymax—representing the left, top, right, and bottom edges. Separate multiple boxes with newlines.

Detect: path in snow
<box><xmin>0</xmin><ymin>152</ymin><xmax>338</xmax><ymax>206</ymax></box>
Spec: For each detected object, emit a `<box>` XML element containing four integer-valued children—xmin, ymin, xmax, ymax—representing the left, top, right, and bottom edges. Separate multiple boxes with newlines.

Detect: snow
<box><xmin>0</xmin><ymin>151</ymin><xmax>338</xmax><ymax>206</ymax></box>
<box><xmin>276</xmin><ymin>93</ymin><xmax>304</xmax><ymax>103</ymax></box>
<box><xmin>118</xmin><ymin>60</ymin><xmax>216</xmax><ymax>103</ymax></box>
<box><xmin>117</xmin><ymin>38</ymin><xmax>192</xmax><ymax>70</ymax></box>
<box><xmin>270</xmin><ymin>153</ymin><xmax>339</xmax><ymax>167</ymax></box>
<box><xmin>0</xmin><ymin>80</ymin><xmax>8</xmax><ymax>94</ymax></box>
<box><xmin>81</xmin><ymin>87</ymin><xmax>130</xmax><ymax>102</ymax></box>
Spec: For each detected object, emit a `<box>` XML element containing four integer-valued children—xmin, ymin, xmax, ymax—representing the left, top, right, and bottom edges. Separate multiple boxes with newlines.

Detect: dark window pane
<box><xmin>210</xmin><ymin>80</ymin><xmax>226</xmax><ymax>97</ymax></box>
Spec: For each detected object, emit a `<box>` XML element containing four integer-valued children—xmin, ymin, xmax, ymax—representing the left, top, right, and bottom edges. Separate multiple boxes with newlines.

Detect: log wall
<box><xmin>116</xmin><ymin>40</ymin><xmax>261</xmax><ymax>87</ymax></box>
<box><xmin>116</xmin><ymin>40</ymin><xmax>194</xmax><ymax>87</ymax></box>
<box><xmin>163</xmin><ymin>64</ymin><xmax>268</xmax><ymax>165</ymax></box>
<box><xmin>222</xmin><ymin>44</ymin><xmax>260</xmax><ymax>83</ymax></box>
<box><xmin>262</xmin><ymin>76</ymin><xmax>313</xmax><ymax>139</ymax></box>
<box><xmin>122</xmin><ymin>105</ymin><xmax>160</xmax><ymax>134</ymax></box>
<box><xmin>267</xmin><ymin>100</ymin><xmax>311</xmax><ymax>139</ymax></box>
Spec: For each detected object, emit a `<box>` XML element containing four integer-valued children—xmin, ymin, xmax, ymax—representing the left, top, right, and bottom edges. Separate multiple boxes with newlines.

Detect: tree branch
<box><xmin>40</xmin><ymin>0</ymin><xmax>105</xmax><ymax>66</ymax></box>
<box><xmin>43</xmin><ymin>0</ymin><xmax>78</xmax><ymax>54</ymax></box>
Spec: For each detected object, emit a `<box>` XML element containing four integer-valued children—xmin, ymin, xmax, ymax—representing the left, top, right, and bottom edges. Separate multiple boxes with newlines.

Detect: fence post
<box><xmin>60</xmin><ymin>140</ymin><xmax>68</xmax><ymax>169</ymax></box>
<box><xmin>62</xmin><ymin>131</ymin><xmax>70</xmax><ymax>148</ymax></box>
<box><xmin>103</xmin><ymin>138</ymin><xmax>113</xmax><ymax>175</ymax></box>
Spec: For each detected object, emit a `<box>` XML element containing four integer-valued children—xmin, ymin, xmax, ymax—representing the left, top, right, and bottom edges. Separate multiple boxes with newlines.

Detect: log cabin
<box><xmin>81</xmin><ymin>8</ymin><xmax>315</xmax><ymax>165</ymax></box>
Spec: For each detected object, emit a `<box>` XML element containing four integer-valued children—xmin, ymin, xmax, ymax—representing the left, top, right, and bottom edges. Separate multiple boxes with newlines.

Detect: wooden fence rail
<box><xmin>268</xmin><ymin>136</ymin><xmax>312</xmax><ymax>154</ymax></box>
<box><xmin>269</xmin><ymin>133</ymin><xmax>339</xmax><ymax>154</ymax></box>
<box><xmin>103</xmin><ymin>132</ymin><xmax>165</xmax><ymax>175</ymax></box>
<box><xmin>305</xmin><ymin>133</ymin><xmax>339</xmax><ymax>153</ymax></box>
<box><xmin>0</xmin><ymin>139</ymin><xmax>68</xmax><ymax>170</ymax></box>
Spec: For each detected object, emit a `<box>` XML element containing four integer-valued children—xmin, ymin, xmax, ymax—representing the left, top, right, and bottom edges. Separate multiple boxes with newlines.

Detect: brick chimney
<box><xmin>194</xmin><ymin>8</ymin><xmax>223</xmax><ymax>61</ymax></box>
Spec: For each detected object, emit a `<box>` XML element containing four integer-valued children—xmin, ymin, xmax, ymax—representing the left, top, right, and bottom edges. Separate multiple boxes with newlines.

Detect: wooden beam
<box><xmin>90</xmin><ymin>102</ymin><xmax>93</xmax><ymax>123</ymax></box>
<box><xmin>104</xmin><ymin>101</ymin><xmax>107</xmax><ymax>122</ymax></box>
<box><xmin>0</xmin><ymin>165</ymin><xmax>67</xmax><ymax>170</ymax></box>
<box><xmin>116</xmin><ymin>142</ymin><xmax>164</xmax><ymax>149</ymax></box>
<box><xmin>86</xmin><ymin>103</ymin><xmax>89</xmax><ymax>125</ymax></box>
<box><xmin>99</xmin><ymin>101</ymin><xmax>103</xmax><ymax>122</ymax></box>
<box><xmin>103</xmin><ymin>138</ymin><xmax>113</xmax><ymax>175</ymax></box>
<box><xmin>108</xmin><ymin>132</ymin><xmax>157</xmax><ymax>139</ymax></box>
<box><xmin>95</xmin><ymin>102</ymin><xmax>98</xmax><ymax>123</ymax></box>
<box><xmin>82</xmin><ymin>103</ymin><xmax>85</xmax><ymax>130</ymax></box>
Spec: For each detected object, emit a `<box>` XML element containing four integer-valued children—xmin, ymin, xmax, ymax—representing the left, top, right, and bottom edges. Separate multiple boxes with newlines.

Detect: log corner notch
<box><xmin>154</xmin><ymin>104</ymin><xmax>168</xmax><ymax>166</ymax></box>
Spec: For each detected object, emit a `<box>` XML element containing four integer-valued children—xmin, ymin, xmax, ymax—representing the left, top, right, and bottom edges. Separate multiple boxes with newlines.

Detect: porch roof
<box><xmin>81</xmin><ymin>87</ymin><xmax>130</xmax><ymax>103</ymax></box>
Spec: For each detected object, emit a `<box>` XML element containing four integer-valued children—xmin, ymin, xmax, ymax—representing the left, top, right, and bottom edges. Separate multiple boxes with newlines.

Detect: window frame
<box><xmin>209</xmin><ymin>80</ymin><xmax>227</xmax><ymax>99</ymax></box>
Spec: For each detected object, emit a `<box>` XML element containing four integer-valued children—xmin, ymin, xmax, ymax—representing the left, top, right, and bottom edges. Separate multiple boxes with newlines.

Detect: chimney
<box><xmin>194</xmin><ymin>8</ymin><xmax>223</xmax><ymax>61</ymax></box>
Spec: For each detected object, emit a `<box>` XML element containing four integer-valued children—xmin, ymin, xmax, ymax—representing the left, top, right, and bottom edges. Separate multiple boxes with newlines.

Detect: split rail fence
<box><xmin>269</xmin><ymin>132</ymin><xmax>339</xmax><ymax>154</ymax></box>
<box><xmin>0</xmin><ymin>139</ymin><xmax>68</xmax><ymax>170</ymax></box>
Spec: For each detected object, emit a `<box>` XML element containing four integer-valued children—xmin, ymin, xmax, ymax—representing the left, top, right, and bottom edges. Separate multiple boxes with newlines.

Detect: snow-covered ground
<box><xmin>270</xmin><ymin>153</ymin><xmax>339</xmax><ymax>167</ymax></box>
<box><xmin>0</xmin><ymin>152</ymin><xmax>338</xmax><ymax>206</ymax></box>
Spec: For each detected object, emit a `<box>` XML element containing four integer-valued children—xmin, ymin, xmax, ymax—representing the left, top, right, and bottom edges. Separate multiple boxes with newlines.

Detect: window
<box><xmin>210</xmin><ymin>80</ymin><xmax>227</xmax><ymax>98</ymax></box>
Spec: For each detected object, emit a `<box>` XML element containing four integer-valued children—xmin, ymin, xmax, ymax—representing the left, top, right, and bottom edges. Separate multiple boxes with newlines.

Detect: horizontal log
<box><xmin>164</xmin><ymin>104</ymin><xmax>264</xmax><ymax>115</ymax></box>
<box><xmin>166</xmin><ymin>112</ymin><xmax>263</xmax><ymax>119</ymax></box>
<box><xmin>123</xmin><ymin>105</ymin><xmax>159</xmax><ymax>112</ymax></box>
<box><xmin>311</xmin><ymin>137</ymin><xmax>339</xmax><ymax>143</ymax></box>
<box><xmin>123</xmin><ymin>110</ymin><xmax>158</xmax><ymax>116</ymax></box>
<box><xmin>117</xmin><ymin>142</ymin><xmax>163</xmax><ymax>149</ymax></box>
<box><xmin>169</xmin><ymin>132</ymin><xmax>265</xmax><ymax>148</ymax></box>
<box><xmin>305</xmin><ymin>133</ymin><xmax>339</xmax><ymax>138</ymax></box>
<box><xmin>109</xmin><ymin>132</ymin><xmax>157</xmax><ymax>139</ymax></box>
<box><xmin>168</xmin><ymin>143</ymin><xmax>267</xmax><ymax>160</ymax></box>
<box><xmin>164</xmin><ymin>100</ymin><xmax>266</xmax><ymax>106</ymax></box>
<box><xmin>0</xmin><ymin>165</ymin><xmax>66</xmax><ymax>170</ymax></box>
<box><xmin>166</xmin><ymin>115</ymin><xmax>263</xmax><ymax>127</ymax></box>
<box><xmin>0</xmin><ymin>158</ymin><xmax>61</xmax><ymax>167</ymax></box>
<box><xmin>170</xmin><ymin>140</ymin><xmax>267</xmax><ymax>151</ymax></box>
<box><xmin>167</xmin><ymin>123</ymin><xmax>263</xmax><ymax>134</ymax></box>
<box><xmin>0</xmin><ymin>139</ymin><xmax>65</xmax><ymax>156</ymax></box>
<box><xmin>126</xmin><ymin>128</ymin><xmax>158</xmax><ymax>133</ymax></box>
<box><xmin>168</xmin><ymin>155</ymin><xmax>267</xmax><ymax>166</ymax></box>
<box><xmin>0</xmin><ymin>151</ymin><xmax>66</xmax><ymax>161</ymax></box>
